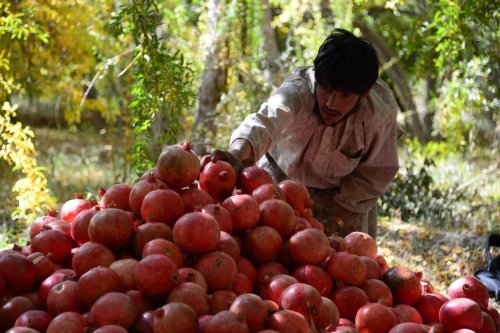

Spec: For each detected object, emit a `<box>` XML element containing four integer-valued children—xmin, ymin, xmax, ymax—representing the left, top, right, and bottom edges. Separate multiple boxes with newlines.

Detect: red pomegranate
<box><xmin>153</xmin><ymin>302</ymin><xmax>199</xmax><ymax>332</ymax></box>
<box><xmin>47</xmin><ymin>280</ymin><xmax>85</xmax><ymax>315</ymax></box>
<box><xmin>236</xmin><ymin>256</ymin><xmax>257</xmax><ymax>285</ymax></box>
<box><xmin>0</xmin><ymin>253</ymin><xmax>37</xmax><ymax>294</ymax></box>
<box><xmin>360</xmin><ymin>278</ymin><xmax>393</xmax><ymax>306</ymax></box>
<box><xmin>344</xmin><ymin>231</ymin><xmax>378</xmax><ymax>258</ymax></box>
<box><xmin>200</xmin><ymin>203</ymin><xmax>233</xmax><ymax>234</ymax></box>
<box><xmin>100</xmin><ymin>183</ymin><xmax>132</xmax><ymax>211</ymax></box>
<box><xmin>78</xmin><ymin>266</ymin><xmax>121</xmax><ymax>308</ymax></box>
<box><xmin>195</xmin><ymin>251</ymin><xmax>237</xmax><ymax>292</ymax></box>
<box><xmin>46</xmin><ymin>218</ymin><xmax>70</xmax><ymax>238</ymax></box>
<box><xmin>109</xmin><ymin>258</ymin><xmax>139</xmax><ymax>291</ymax></box>
<box><xmin>30</xmin><ymin>228</ymin><xmax>73</xmax><ymax>264</ymax></box>
<box><xmin>217</xmin><ymin>231</ymin><xmax>241</xmax><ymax>260</ymax></box>
<box><xmin>232</xmin><ymin>272</ymin><xmax>253</xmax><ymax>295</ymax></box>
<box><xmin>388</xmin><ymin>323</ymin><xmax>430</xmax><ymax>333</ymax></box>
<box><xmin>92</xmin><ymin>325</ymin><xmax>128</xmax><ymax>333</ymax></box>
<box><xmin>167</xmin><ymin>282</ymin><xmax>209</xmax><ymax>316</ymax></box>
<box><xmin>133</xmin><ymin>222</ymin><xmax>173</xmax><ymax>256</ymax></box>
<box><xmin>126</xmin><ymin>289</ymin><xmax>154</xmax><ymax>316</ymax></box>
<box><xmin>133</xmin><ymin>310</ymin><xmax>154</xmax><ymax>333</ymax></box>
<box><xmin>414</xmin><ymin>292</ymin><xmax>448</xmax><ymax>324</ymax></box>
<box><xmin>255</xmin><ymin>262</ymin><xmax>289</xmax><ymax>293</ymax></box>
<box><xmin>46</xmin><ymin>312</ymin><xmax>87</xmax><ymax>333</ymax></box>
<box><xmin>156</xmin><ymin>141</ymin><xmax>200</xmax><ymax>188</ymax></box>
<box><xmin>173</xmin><ymin>212</ymin><xmax>220</xmax><ymax>254</ymax></box>
<box><xmin>289</xmin><ymin>228</ymin><xmax>329</xmax><ymax>265</ymax></box>
<box><xmin>60</xmin><ymin>193</ymin><xmax>94</xmax><ymax>223</ymax></box>
<box><xmin>266</xmin><ymin>309</ymin><xmax>309</xmax><ymax>333</ymax></box>
<box><xmin>14</xmin><ymin>309</ymin><xmax>53</xmax><ymax>333</ymax></box>
<box><xmin>280</xmin><ymin>282</ymin><xmax>323</xmax><ymax>321</ymax></box>
<box><xmin>330</xmin><ymin>285</ymin><xmax>369</xmax><ymax>322</ymax></box>
<box><xmin>88</xmin><ymin>208</ymin><xmax>135</xmax><ymax>251</ymax></box>
<box><xmin>142</xmin><ymin>238</ymin><xmax>183</xmax><ymax>267</ymax></box>
<box><xmin>328</xmin><ymin>234</ymin><xmax>348</xmax><ymax>252</ymax></box>
<box><xmin>481</xmin><ymin>311</ymin><xmax>497</xmax><ymax>333</ymax></box>
<box><xmin>72</xmin><ymin>241</ymin><xmax>116</xmax><ymax>277</ymax></box>
<box><xmin>327</xmin><ymin>251</ymin><xmax>367</xmax><ymax>286</ymax></box>
<box><xmin>244</xmin><ymin>226</ymin><xmax>283</xmax><ymax>264</ymax></box>
<box><xmin>140</xmin><ymin>188</ymin><xmax>184</xmax><ymax>226</ymax></box>
<box><xmin>135</xmin><ymin>254</ymin><xmax>178</xmax><ymax>297</ymax></box>
<box><xmin>200</xmin><ymin>160</ymin><xmax>237</xmax><ymax>202</ymax></box>
<box><xmin>258</xmin><ymin>199</ymin><xmax>296</xmax><ymax>237</ymax></box>
<box><xmin>178</xmin><ymin>267</ymin><xmax>208</xmax><ymax>292</ymax></box>
<box><xmin>313</xmin><ymin>296</ymin><xmax>340</xmax><ymax>331</ymax></box>
<box><xmin>277</xmin><ymin>179</ymin><xmax>314</xmax><ymax>214</ymax></box>
<box><xmin>208</xmin><ymin>290</ymin><xmax>237</xmax><ymax>314</ymax></box>
<box><xmin>439</xmin><ymin>297</ymin><xmax>484</xmax><ymax>332</ymax></box>
<box><xmin>179</xmin><ymin>187</ymin><xmax>214</xmax><ymax>212</ymax></box>
<box><xmin>38</xmin><ymin>271</ymin><xmax>76</xmax><ymax>307</ymax></box>
<box><xmin>447</xmin><ymin>275</ymin><xmax>490</xmax><ymax>310</ymax></box>
<box><xmin>129</xmin><ymin>172</ymin><xmax>169</xmax><ymax>214</ymax></box>
<box><xmin>260</xmin><ymin>273</ymin><xmax>298</xmax><ymax>304</ymax></box>
<box><xmin>71</xmin><ymin>206</ymin><xmax>101</xmax><ymax>245</ymax></box>
<box><xmin>205</xmin><ymin>310</ymin><xmax>249</xmax><ymax>333</ymax></box>
<box><xmin>355</xmin><ymin>303</ymin><xmax>398</xmax><ymax>333</ymax></box>
<box><xmin>360</xmin><ymin>256</ymin><xmax>383</xmax><ymax>279</ymax></box>
<box><xmin>90</xmin><ymin>292</ymin><xmax>137</xmax><ymax>330</ymax></box>
<box><xmin>382</xmin><ymin>265</ymin><xmax>423</xmax><ymax>306</ymax></box>
<box><xmin>27</xmin><ymin>252</ymin><xmax>55</xmax><ymax>283</ymax></box>
<box><xmin>252</xmin><ymin>183</ymin><xmax>285</xmax><ymax>204</ymax></box>
<box><xmin>292</xmin><ymin>264</ymin><xmax>332</xmax><ymax>297</ymax></box>
<box><xmin>0</xmin><ymin>296</ymin><xmax>35</xmax><ymax>332</ymax></box>
<box><xmin>229</xmin><ymin>293</ymin><xmax>268</xmax><ymax>332</ymax></box>
<box><xmin>392</xmin><ymin>303</ymin><xmax>423</xmax><ymax>324</ymax></box>
<box><xmin>237</xmin><ymin>166</ymin><xmax>273</xmax><ymax>194</ymax></box>
<box><xmin>221</xmin><ymin>193</ymin><xmax>260</xmax><ymax>230</ymax></box>
<box><xmin>28</xmin><ymin>210</ymin><xmax>58</xmax><ymax>240</ymax></box>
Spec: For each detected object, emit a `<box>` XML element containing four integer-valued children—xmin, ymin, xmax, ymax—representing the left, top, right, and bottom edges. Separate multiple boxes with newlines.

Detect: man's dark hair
<box><xmin>314</xmin><ymin>29</ymin><xmax>379</xmax><ymax>95</ymax></box>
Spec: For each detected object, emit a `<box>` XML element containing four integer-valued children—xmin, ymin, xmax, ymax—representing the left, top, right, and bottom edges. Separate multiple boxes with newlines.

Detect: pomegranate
<box><xmin>392</xmin><ymin>303</ymin><xmax>423</xmax><ymax>324</ymax></box>
<box><xmin>447</xmin><ymin>275</ymin><xmax>490</xmax><ymax>309</ymax></box>
<box><xmin>355</xmin><ymin>303</ymin><xmax>398</xmax><ymax>333</ymax></box>
<box><xmin>60</xmin><ymin>193</ymin><xmax>95</xmax><ymax>223</ymax></box>
<box><xmin>289</xmin><ymin>228</ymin><xmax>329</xmax><ymax>265</ymax></box>
<box><xmin>88</xmin><ymin>208</ymin><xmax>135</xmax><ymax>251</ymax></box>
<box><xmin>205</xmin><ymin>310</ymin><xmax>249</xmax><ymax>333</ymax></box>
<box><xmin>229</xmin><ymin>293</ymin><xmax>267</xmax><ymax>332</ymax></box>
<box><xmin>313</xmin><ymin>296</ymin><xmax>340</xmax><ymax>331</ymax></box>
<box><xmin>129</xmin><ymin>171</ymin><xmax>169</xmax><ymax>214</ymax></box>
<box><xmin>90</xmin><ymin>292</ymin><xmax>137</xmax><ymax>330</ymax></box>
<box><xmin>72</xmin><ymin>242</ymin><xmax>115</xmax><ymax>277</ymax></box>
<box><xmin>208</xmin><ymin>290</ymin><xmax>237</xmax><ymax>314</ymax></box>
<box><xmin>382</xmin><ymin>265</ymin><xmax>423</xmax><ymax>305</ymax></box>
<box><xmin>153</xmin><ymin>302</ymin><xmax>199</xmax><ymax>332</ymax></box>
<box><xmin>217</xmin><ymin>231</ymin><xmax>241</xmax><ymax>260</ymax></box>
<box><xmin>167</xmin><ymin>282</ymin><xmax>209</xmax><ymax>316</ymax></box>
<box><xmin>133</xmin><ymin>310</ymin><xmax>154</xmax><ymax>333</ymax></box>
<box><xmin>92</xmin><ymin>325</ymin><xmax>128</xmax><ymax>333</ymax></box>
<box><xmin>0</xmin><ymin>296</ymin><xmax>35</xmax><ymax>332</ymax></box>
<box><xmin>178</xmin><ymin>267</ymin><xmax>208</xmax><ymax>292</ymax></box>
<box><xmin>237</xmin><ymin>166</ymin><xmax>273</xmax><ymax>194</ymax></box>
<box><xmin>142</xmin><ymin>238</ymin><xmax>183</xmax><ymax>267</ymax></box>
<box><xmin>255</xmin><ymin>262</ymin><xmax>289</xmax><ymax>293</ymax></box>
<box><xmin>133</xmin><ymin>222</ymin><xmax>173</xmax><ymax>256</ymax></box>
<box><xmin>13</xmin><ymin>309</ymin><xmax>52</xmax><ymax>332</ymax></box>
<box><xmin>361</xmin><ymin>256</ymin><xmax>383</xmax><ymax>279</ymax></box>
<box><xmin>195</xmin><ymin>251</ymin><xmax>237</xmax><ymax>292</ymax></box>
<box><xmin>173</xmin><ymin>212</ymin><xmax>220</xmax><ymax>254</ymax></box>
<box><xmin>0</xmin><ymin>253</ymin><xmax>36</xmax><ymax>294</ymax></box>
<box><xmin>236</xmin><ymin>256</ymin><xmax>257</xmax><ymax>285</ymax></box>
<box><xmin>327</xmin><ymin>251</ymin><xmax>367</xmax><ymax>286</ymax></box>
<box><xmin>78</xmin><ymin>266</ymin><xmax>121</xmax><ymax>308</ymax></box>
<box><xmin>30</xmin><ymin>228</ymin><xmax>73</xmax><ymax>264</ymax></box>
<box><xmin>38</xmin><ymin>271</ymin><xmax>76</xmax><ymax>307</ymax></box>
<box><xmin>480</xmin><ymin>311</ymin><xmax>497</xmax><ymax>333</ymax></box>
<box><xmin>292</xmin><ymin>264</ymin><xmax>332</xmax><ymax>297</ymax></box>
<box><xmin>179</xmin><ymin>187</ymin><xmax>214</xmax><ymax>212</ymax></box>
<box><xmin>156</xmin><ymin>141</ymin><xmax>200</xmax><ymax>188</ymax></box>
<box><xmin>140</xmin><ymin>189</ymin><xmax>184</xmax><ymax>226</ymax></box>
<box><xmin>27</xmin><ymin>252</ymin><xmax>54</xmax><ymax>283</ymax></box>
<box><xmin>252</xmin><ymin>183</ymin><xmax>285</xmax><ymax>204</ymax></box>
<box><xmin>46</xmin><ymin>280</ymin><xmax>85</xmax><ymax>315</ymax></box>
<box><xmin>344</xmin><ymin>231</ymin><xmax>378</xmax><ymax>258</ymax></box>
<box><xmin>439</xmin><ymin>297</ymin><xmax>484</xmax><ymax>332</ymax></box>
<box><xmin>135</xmin><ymin>254</ymin><xmax>178</xmax><ymax>297</ymax></box>
<box><xmin>291</xmin><ymin>216</ymin><xmax>311</xmax><ymax>235</ymax></box>
<box><xmin>126</xmin><ymin>289</ymin><xmax>154</xmax><ymax>315</ymax></box>
<box><xmin>200</xmin><ymin>160</ymin><xmax>237</xmax><ymax>202</ymax></box>
<box><xmin>388</xmin><ymin>323</ymin><xmax>430</xmax><ymax>333</ymax></box>
<box><xmin>277</xmin><ymin>179</ymin><xmax>313</xmax><ymax>214</ymax></box>
<box><xmin>328</xmin><ymin>235</ymin><xmax>347</xmax><ymax>252</ymax></box>
<box><xmin>243</xmin><ymin>226</ymin><xmax>283</xmax><ymax>264</ymax></box>
<box><xmin>258</xmin><ymin>199</ymin><xmax>296</xmax><ymax>237</ymax></box>
<box><xmin>71</xmin><ymin>206</ymin><xmax>101</xmax><ymax>245</ymax></box>
<box><xmin>200</xmin><ymin>203</ymin><xmax>233</xmax><ymax>234</ymax></box>
<box><xmin>360</xmin><ymin>278</ymin><xmax>393</xmax><ymax>306</ymax></box>
<box><xmin>46</xmin><ymin>312</ymin><xmax>87</xmax><ymax>333</ymax></box>
<box><xmin>109</xmin><ymin>258</ymin><xmax>139</xmax><ymax>291</ymax></box>
<box><xmin>28</xmin><ymin>210</ymin><xmax>58</xmax><ymax>240</ymax></box>
<box><xmin>330</xmin><ymin>285</ymin><xmax>369</xmax><ymax>321</ymax></box>
<box><xmin>100</xmin><ymin>183</ymin><xmax>132</xmax><ymax>211</ymax></box>
<box><xmin>414</xmin><ymin>292</ymin><xmax>448</xmax><ymax>324</ymax></box>
<box><xmin>260</xmin><ymin>273</ymin><xmax>298</xmax><ymax>304</ymax></box>
<box><xmin>266</xmin><ymin>309</ymin><xmax>309</xmax><ymax>333</ymax></box>
<box><xmin>221</xmin><ymin>193</ymin><xmax>260</xmax><ymax>230</ymax></box>
<box><xmin>280</xmin><ymin>282</ymin><xmax>323</xmax><ymax>321</ymax></box>
<box><xmin>232</xmin><ymin>272</ymin><xmax>253</xmax><ymax>295</ymax></box>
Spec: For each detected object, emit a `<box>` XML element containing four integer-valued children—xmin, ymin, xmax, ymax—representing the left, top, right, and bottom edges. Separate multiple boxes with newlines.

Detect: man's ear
<box><xmin>361</xmin><ymin>89</ymin><xmax>371</xmax><ymax>98</ymax></box>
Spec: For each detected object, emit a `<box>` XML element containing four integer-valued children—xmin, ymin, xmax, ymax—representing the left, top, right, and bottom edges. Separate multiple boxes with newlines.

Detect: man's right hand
<box><xmin>200</xmin><ymin>149</ymin><xmax>243</xmax><ymax>174</ymax></box>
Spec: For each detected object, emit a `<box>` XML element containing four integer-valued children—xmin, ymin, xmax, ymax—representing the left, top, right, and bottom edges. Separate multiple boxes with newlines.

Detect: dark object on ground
<box><xmin>475</xmin><ymin>233</ymin><xmax>500</xmax><ymax>301</ymax></box>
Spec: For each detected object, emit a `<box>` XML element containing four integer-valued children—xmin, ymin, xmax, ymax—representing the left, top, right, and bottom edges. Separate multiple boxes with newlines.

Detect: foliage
<box><xmin>0</xmin><ymin>103</ymin><xmax>57</xmax><ymax>225</ymax></box>
<box><xmin>110</xmin><ymin>0</ymin><xmax>196</xmax><ymax>174</ymax></box>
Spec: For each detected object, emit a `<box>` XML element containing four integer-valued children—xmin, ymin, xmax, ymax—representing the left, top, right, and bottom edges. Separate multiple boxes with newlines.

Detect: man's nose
<box><xmin>326</xmin><ymin>92</ymin><xmax>338</xmax><ymax>109</ymax></box>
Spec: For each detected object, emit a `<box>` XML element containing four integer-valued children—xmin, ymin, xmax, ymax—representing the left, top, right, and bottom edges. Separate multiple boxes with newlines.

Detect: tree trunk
<box><xmin>260</xmin><ymin>0</ymin><xmax>285</xmax><ymax>89</ymax></box>
<box><xmin>354</xmin><ymin>19</ymin><xmax>430</xmax><ymax>143</ymax></box>
<box><xmin>191</xmin><ymin>0</ymin><xmax>228</xmax><ymax>155</ymax></box>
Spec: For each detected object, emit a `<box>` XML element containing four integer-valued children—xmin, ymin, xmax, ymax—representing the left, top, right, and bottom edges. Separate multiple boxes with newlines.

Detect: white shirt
<box><xmin>230</xmin><ymin>66</ymin><xmax>399</xmax><ymax>214</ymax></box>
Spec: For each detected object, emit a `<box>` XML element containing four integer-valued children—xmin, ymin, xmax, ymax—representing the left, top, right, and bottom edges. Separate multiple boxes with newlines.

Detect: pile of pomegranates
<box><xmin>0</xmin><ymin>141</ymin><xmax>498</xmax><ymax>333</ymax></box>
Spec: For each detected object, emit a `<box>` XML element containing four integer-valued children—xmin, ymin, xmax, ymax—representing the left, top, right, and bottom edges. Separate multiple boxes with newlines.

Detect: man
<box><xmin>211</xmin><ymin>29</ymin><xmax>399</xmax><ymax>238</ymax></box>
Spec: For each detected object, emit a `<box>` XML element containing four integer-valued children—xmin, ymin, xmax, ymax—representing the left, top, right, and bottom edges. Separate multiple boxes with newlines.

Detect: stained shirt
<box><xmin>230</xmin><ymin>66</ymin><xmax>400</xmax><ymax>214</ymax></box>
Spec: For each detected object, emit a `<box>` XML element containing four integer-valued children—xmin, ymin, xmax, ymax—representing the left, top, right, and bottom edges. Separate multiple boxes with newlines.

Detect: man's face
<box><xmin>316</xmin><ymin>84</ymin><xmax>364</xmax><ymax>125</ymax></box>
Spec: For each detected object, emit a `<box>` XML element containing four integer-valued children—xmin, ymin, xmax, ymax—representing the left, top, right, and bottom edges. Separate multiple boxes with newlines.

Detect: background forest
<box><xmin>0</xmin><ymin>0</ymin><xmax>499</xmax><ymax>292</ymax></box>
